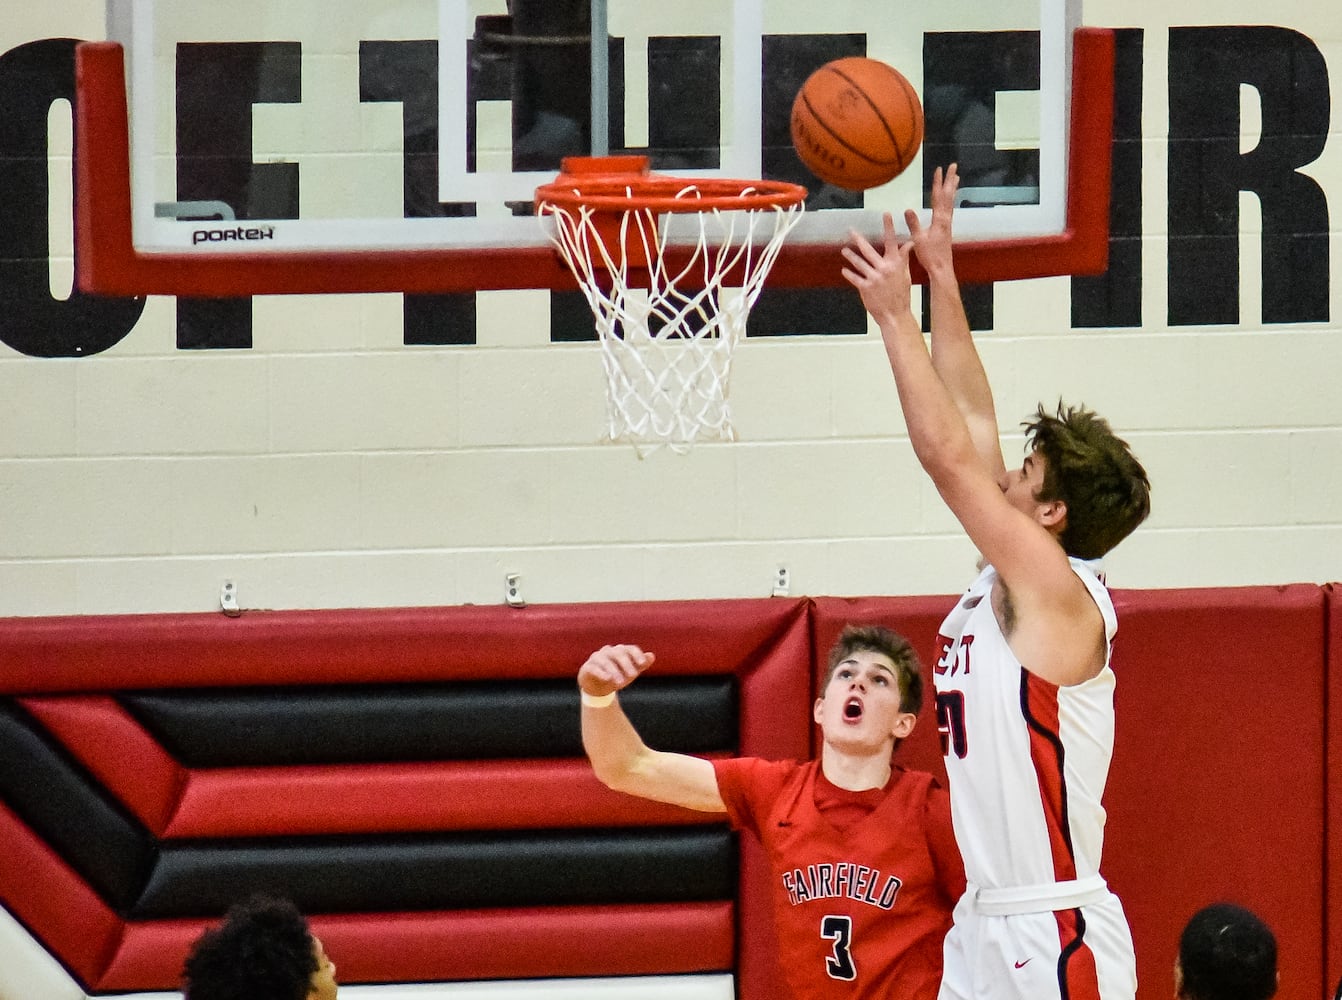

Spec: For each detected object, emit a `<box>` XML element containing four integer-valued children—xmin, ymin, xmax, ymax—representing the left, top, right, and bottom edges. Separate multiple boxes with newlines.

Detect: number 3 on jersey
<box><xmin>820</xmin><ymin>915</ymin><xmax>856</xmax><ymax>980</ymax></box>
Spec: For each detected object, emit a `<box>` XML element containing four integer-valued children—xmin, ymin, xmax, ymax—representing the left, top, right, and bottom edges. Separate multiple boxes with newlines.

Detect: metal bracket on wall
<box><xmin>772</xmin><ymin>566</ymin><xmax>790</xmax><ymax>598</ymax></box>
<box><xmin>219</xmin><ymin>580</ymin><xmax>241</xmax><ymax>617</ymax></box>
<box><xmin>505</xmin><ymin>573</ymin><xmax>527</xmax><ymax>608</ymax></box>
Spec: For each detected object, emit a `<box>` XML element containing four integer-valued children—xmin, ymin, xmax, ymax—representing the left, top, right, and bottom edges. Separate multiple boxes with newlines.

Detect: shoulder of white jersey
<box><xmin>1069</xmin><ymin>557</ymin><xmax>1117</xmax><ymax>643</ymax></box>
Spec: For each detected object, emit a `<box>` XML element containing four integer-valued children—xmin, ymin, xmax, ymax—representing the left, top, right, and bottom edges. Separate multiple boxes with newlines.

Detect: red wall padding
<box><xmin>0</xmin><ymin>597</ymin><xmax>811</xmax><ymax>993</ymax></box>
<box><xmin>94</xmin><ymin>903</ymin><xmax>735</xmax><ymax>990</ymax></box>
<box><xmin>22</xmin><ymin>694</ymin><xmax>715</xmax><ymax>836</ymax></box>
<box><xmin>0</xmin><ymin>801</ymin><xmax>123</xmax><ymax>986</ymax></box>
<box><xmin>0</xmin><ymin>598</ymin><xmax>808</xmax><ymax>692</ymax></box>
<box><xmin>814</xmin><ymin>586</ymin><xmax>1331</xmax><ymax>1000</ymax></box>
<box><xmin>0</xmin><ymin>586</ymin><xmax>1337</xmax><ymax>999</ymax></box>
<box><xmin>1327</xmin><ymin>583</ymin><xmax>1341</xmax><ymax>997</ymax></box>
<box><xmin>18</xmin><ymin>696</ymin><xmax>185</xmax><ymax>836</ymax></box>
<box><xmin>1105</xmin><ymin>585</ymin><xmax>1326</xmax><ymax>1000</ymax></box>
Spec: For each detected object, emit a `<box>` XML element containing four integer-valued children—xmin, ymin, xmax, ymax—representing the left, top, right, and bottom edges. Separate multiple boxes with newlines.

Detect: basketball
<box><xmin>790</xmin><ymin>57</ymin><xmax>924</xmax><ymax>191</ymax></box>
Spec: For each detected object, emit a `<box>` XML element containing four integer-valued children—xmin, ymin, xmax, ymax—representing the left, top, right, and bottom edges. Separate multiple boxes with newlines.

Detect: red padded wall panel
<box><xmin>167</xmin><ymin>758</ymin><xmax>715</xmax><ymax>837</ymax></box>
<box><xmin>0</xmin><ymin>597</ymin><xmax>811</xmax><ymax>992</ymax></box>
<box><xmin>19</xmin><ymin>696</ymin><xmax>185</xmax><ymax>835</ymax></box>
<box><xmin>733</xmin><ymin>594</ymin><xmax>815</xmax><ymax>1000</ymax></box>
<box><xmin>736</xmin><ymin>602</ymin><xmax>813</xmax><ymax>768</ymax></box>
<box><xmin>0</xmin><ymin>801</ymin><xmax>123</xmax><ymax>986</ymax></box>
<box><xmin>816</xmin><ymin>587</ymin><xmax>1329</xmax><ymax>1000</ymax></box>
<box><xmin>1105</xmin><ymin>585</ymin><xmax>1325</xmax><ymax>1000</ymax></box>
<box><xmin>0</xmin><ymin>598</ymin><xmax>810</xmax><ymax>692</ymax></box>
<box><xmin>1326</xmin><ymin>583</ymin><xmax>1341</xmax><ymax>997</ymax></box>
<box><xmin>2</xmin><ymin>588</ymin><xmax>1333</xmax><ymax>998</ymax></box>
<box><xmin>96</xmin><ymin>903</ymin><xmax>734</xmax><ymax>990</ymax></box>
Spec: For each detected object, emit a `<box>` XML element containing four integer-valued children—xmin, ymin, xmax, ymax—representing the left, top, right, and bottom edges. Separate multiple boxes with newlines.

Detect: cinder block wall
<box><xmin>0</xmin><ymin>1</ymin><xmax>1339</xmax><ymax>616</ymax></box>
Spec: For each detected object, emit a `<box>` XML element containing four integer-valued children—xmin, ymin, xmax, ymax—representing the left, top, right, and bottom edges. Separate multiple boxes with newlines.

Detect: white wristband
<box><xmin>581</xmin><ymin>690</ymin><xmax>617</xmax><ymax>708</ymax></box>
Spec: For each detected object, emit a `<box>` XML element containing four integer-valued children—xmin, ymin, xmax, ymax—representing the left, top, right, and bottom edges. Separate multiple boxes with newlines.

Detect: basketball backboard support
<box><xmin>74</xmin><ymin>0</ymin><xmax>1113</xmax><ymax>297</ymax></box>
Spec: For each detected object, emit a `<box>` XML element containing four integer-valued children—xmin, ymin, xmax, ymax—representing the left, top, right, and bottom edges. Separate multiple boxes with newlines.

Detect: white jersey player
<box><xmin>933</xmin><ymin>557</ymin><xmax>1135</xmax><ymax>999</ymax></box>
<box><xmin>841</xmin><ymin>163</ymin><xmax>1151</xmax><ymax>1000</ymax></box>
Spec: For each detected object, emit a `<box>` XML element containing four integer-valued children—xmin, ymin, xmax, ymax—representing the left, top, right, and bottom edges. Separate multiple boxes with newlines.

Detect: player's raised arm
<box><xmin>844</xmin><ymin>217</ymin><xmax>1097</xmax><ymax>685</ymax></box>
<box><xmin>909</xmin><ymin>164</ymin><xmax>1005</xmax><ymax>481</ymax></box>
<box><xmin>579</xmin><ymin>644</ymin><xmax>726</xmax><ymax>813</ymax></box>
<box><xmin>841</xmin><ymin>212</ymin><xmax>999</xmax><ymax>515</ymax></box>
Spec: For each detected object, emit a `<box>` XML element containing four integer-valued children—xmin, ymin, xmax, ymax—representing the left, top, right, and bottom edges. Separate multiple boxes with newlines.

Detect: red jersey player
<box><xmin>579</xmin><ymin>624</ymin><xmax>964</xmax><ymax>1000</ymax></box>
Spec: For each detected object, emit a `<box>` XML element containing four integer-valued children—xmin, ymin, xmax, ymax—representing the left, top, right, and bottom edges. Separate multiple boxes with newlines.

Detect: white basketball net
<box><xmin>540</xmin><ymin>186</ymin><xmax>804</xmax><ymax>455</ymax></box>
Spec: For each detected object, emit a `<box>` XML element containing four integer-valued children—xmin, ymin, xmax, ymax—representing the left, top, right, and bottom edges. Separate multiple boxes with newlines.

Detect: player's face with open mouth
<box><xmin>815</xmin><ymin>650</ymin><xmax>911</xmax><ymax>746</ymax></box>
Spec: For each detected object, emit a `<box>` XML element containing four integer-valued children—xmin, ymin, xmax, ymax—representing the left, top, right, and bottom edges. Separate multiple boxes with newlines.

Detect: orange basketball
<box><xmin>790</xmin><ymin>57</ymin><xmax>924</xmax><ymax>191</ymax></box>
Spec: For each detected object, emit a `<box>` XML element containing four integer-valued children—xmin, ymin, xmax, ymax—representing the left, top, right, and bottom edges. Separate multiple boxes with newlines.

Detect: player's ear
<box><xmin>813</xmin><ymin>697</ymin><xmax>825</xmax><ymax>725</ymax></box>
<box><xmin>891</xmin><ymin>711</ymin><xmax>916</xmax><ymax>740</ymax></box>
<box><xmin>1038</xmin><ymin>498</ymin><xmax>1067</xmax><ymax>531</ymax></box>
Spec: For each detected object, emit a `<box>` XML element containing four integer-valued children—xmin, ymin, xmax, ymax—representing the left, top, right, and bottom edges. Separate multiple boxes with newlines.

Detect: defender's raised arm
<box><xmin>578</xmin><ymin>644</ymin><xmax>725</xmax><ymax>813</ymax></box>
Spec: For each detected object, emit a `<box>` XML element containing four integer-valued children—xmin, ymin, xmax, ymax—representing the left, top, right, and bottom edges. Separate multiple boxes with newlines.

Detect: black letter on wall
<box><xmin>923</xmin><ymin>31</ymin><xmax>1041</xmax><ymax>331</ymax></box>
<box><xmin>175</xmin><ymin>42</ymin><xmax>301</xmax><ymax>349</ymax></box>
<box><xmin>1168</xmin><ymin>26</ymin><xmax>1329</xmax><ymax>325</ymax></box>
<box><xmin>360</xmin><ymin>39</ymin><xmax>478</xmax><ymax>346</ymax></box>
<box><xmin>750</xmin><ymin>32</ymin><xmax>867</xmax><ymax>337</ymax></box>
<box><xmin>0</xmin><ymin>39</ymin><xmax>144</xmax><ymax>357</ymax></box>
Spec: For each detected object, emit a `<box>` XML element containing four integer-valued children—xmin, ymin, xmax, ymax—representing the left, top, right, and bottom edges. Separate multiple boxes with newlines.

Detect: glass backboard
<box><xmin>75</xmin><ymin>0</ymin><xmax>1113</xmax><ymax>295</ymax></box>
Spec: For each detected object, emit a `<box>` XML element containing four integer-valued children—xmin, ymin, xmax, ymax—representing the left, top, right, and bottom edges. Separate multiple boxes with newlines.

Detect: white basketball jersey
<box><xmin>932</xmin><ymin>558</ymin><xmax>1117</xmax><ymax>890</ymax></box>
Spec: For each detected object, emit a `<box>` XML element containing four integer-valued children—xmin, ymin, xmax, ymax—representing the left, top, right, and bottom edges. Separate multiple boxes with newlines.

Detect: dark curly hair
<box><xmin>182</xmin><ymin>896</ymin><xmax>319</xmax><ymax>1000</ymax></box>
<box><xmin>821</xmin><ymin>624</ymin><xmax>923</xmax><ymax>715</ymax></box>
<box><xmin>1178</xmin><ymin>903</ymin><xmax>1277</xmax><ymax>1000</ymax></box>
<box><xmin>1024</xmin><ymin>401</ymin><xmax>1151</xmax><ymax>559</ymax></box>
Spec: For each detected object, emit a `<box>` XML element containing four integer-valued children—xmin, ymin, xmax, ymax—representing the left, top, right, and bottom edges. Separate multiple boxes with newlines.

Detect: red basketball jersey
<box><xmin>714</xmin><ymin>758</ymin><xmax>963</xmax><ymax>1000</ymax></box>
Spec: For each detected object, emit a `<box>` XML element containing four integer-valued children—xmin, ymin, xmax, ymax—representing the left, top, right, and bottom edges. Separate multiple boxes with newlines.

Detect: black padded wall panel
<box><xmin>122</xmin><ymin>677</ymin><xmax>738</xmax><ymax>765</ymax></box>
<box><xmin>134</xmin><ymin>828</ymin><xmax>736</xmax><ymax>918</ymax></box>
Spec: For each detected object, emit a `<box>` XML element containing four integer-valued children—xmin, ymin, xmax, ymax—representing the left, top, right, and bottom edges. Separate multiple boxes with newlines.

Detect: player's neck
<box><xmin>819</xmin><ymin>746</ymin><xmax>892</xmax><ymax>792</ymax></box>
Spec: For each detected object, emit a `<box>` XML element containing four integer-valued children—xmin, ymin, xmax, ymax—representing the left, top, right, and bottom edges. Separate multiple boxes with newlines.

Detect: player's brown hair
<box><xmin>822</xmin><ymin>624</ymin><xmax>923</xmax><ymax>715</ymax></box>
<box><xmin>1024</xmin><ymin>401</ymin><xmax>1151</xmax><ymax>560</ymax></box>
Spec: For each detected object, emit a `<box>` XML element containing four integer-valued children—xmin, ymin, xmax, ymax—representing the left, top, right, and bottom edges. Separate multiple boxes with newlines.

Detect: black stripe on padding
<box><xmin>121</xmin><ymin>677</ymin><xmax>738</xmax><ymax>766</ymax></box>
<box><xmin>133</xmin><ymin>827</ymin><xmax>736</xmax><ymax>918</ymax></box>
<box><xmin>0</xmin><ymin>698</ymin><xmax>156</xmax><ymax>912</ymax></box>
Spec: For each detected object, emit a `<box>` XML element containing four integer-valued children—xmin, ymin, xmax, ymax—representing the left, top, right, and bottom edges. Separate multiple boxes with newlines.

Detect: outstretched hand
<box><xmin>579</xmin><ymin>644</ymin><xmax>655</xmax><ymax>698</ymax></box>
<box><xmin>841</xmin><ymin>211</ymin><xmax>916</xmax><ymax>326</ymax></box>
<box><xmin>907</xmin><ymin>163</ymin><xmax>959</xmax><ymax>276</ymax></box>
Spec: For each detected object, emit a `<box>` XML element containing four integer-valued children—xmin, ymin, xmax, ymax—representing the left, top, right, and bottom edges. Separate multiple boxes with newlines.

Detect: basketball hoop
<box><xmin>536</xmin><ymin>156</ymin><xmax>806</xmax><ymax>455</ymax></box>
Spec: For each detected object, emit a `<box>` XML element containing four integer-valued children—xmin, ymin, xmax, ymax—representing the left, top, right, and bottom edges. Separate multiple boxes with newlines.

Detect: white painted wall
<box><xmin>0</xmin><ymin>0</ymin><xmax>1338</xmax><ymax>617</ymax></box>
